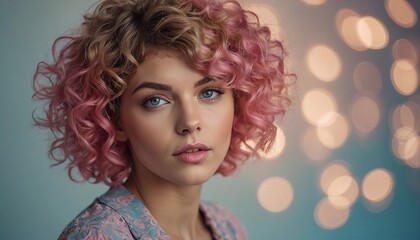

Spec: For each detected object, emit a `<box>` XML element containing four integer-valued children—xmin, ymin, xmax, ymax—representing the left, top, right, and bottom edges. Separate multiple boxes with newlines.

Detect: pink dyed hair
<box><xmin>33</xmin><ymin>0</ymin><xmax>293</xmax><ymax>186</ymax></box>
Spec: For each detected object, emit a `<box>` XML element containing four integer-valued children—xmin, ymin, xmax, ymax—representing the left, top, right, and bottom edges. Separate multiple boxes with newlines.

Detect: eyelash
<box><xmin>141</xmin><ymin>87</ymin><xmax>226</xmax><ymax>110</ymax></box>
<box><xmin>199</xmin><ymin>87</ymin><xmax>225</xmax><ymax>102</ymax></box>
<box><xmin>142</xmin><ymin>95</ymin><xmax>169</xmax><ymax>109</ymax></box>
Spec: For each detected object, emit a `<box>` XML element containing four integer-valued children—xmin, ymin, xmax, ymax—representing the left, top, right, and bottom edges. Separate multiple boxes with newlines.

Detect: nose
<box><xmin>175</xmin><ymin>101</ymin><xmax>201</xmax><ymax>135</ymax></box>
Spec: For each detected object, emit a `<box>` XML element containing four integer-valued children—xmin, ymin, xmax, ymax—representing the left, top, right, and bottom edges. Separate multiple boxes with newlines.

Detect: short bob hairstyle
<box><xmin>33</xmin><ymin>0</ymin><xmax>293</xmax><ymax>186</ymax></box>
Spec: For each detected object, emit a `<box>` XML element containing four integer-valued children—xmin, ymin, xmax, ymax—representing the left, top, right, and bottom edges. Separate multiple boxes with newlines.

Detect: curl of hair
<box><xmin>33</xmin><ymin>0</ymin><xmax>294</xmax><ymax>186</ymax></box>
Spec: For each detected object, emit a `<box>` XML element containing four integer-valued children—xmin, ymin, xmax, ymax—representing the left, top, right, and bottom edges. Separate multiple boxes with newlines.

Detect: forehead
<box><xmin>127</xmin><ymin>49</ymin><xmax>205</xmax><ymax>88</ymax></box>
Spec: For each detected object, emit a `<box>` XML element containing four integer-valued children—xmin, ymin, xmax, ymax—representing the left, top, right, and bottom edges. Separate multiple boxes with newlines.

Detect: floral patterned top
<box><xmin>58</xmin><ymin>185</ymin><xmax>247</xmax><ymax>239</ymax></box>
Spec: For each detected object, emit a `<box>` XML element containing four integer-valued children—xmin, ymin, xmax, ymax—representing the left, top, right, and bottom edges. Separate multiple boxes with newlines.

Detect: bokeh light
<box><xmin>392</xmin><ymin>126</ymin><xmax>420</xmax><ymax>168</ymax></box>
<box><xmin>320</xmin><ymin>162</ymin><xmax>351</xmax><ymax>195</ymax></box>
<box><xmin>302</xmin><ymin>128</ymin><xmax>332</xmax><ymax>161</ymax></box>
<box><xmin>327</xmin><ymin>175</ymin><xmax>359</xmax><ymax>209</ymax></box>
<box><xmin>336</xmin><ymin>10</ymin><xmax>390</xmax><ymax>50</ymax></box>
<box><xmin>307</xmin><ymin>45</ymin><xmax>342</xmax><ymax>82</ymax></box>
<box><xmin>301</xmin><ymin>0</ymin><xmax>327</xmax><ymax>6</ymax></box>
<box><xmin>404</xmin><ymin>142</ymin><xmax>420</xmax><ymax>168</ymax></box>
<box><xmin>357</xmin><ymin>16</ymin><xmax>389</xmax><ymax>49</ymax></box>
<box><xmin>317</xmin><ymin>162</ymin><xmax>358</xmax><ymax>229</ymax></box>
<box><xmin>392</xmin><ymin>39</ymin><xmax>418</xmax><ymax>64</ymax></box>
<box><xmin>404</xmin><ymin>96</ymin><xmax>420</xmax><ymax>132</ymax></box>
<box><xmin>260</xmin><ymin>124</ymin><xmax>286</xmax><ymax>160</ymax></box>
<box><xmin>362</xmin><ymin>169</ymin><xmax>394</xmax><ymax>203</ymax></box>
<box><xmin>391</xmin><ymin>59</ymin><xmax>419</xmax><ymax>96</ymax></box>
<box><xmin>385</xmin><ymin>0</ymin><xmax>417</xmax><ymax>28</ymax></box>
<box><xmin>316</xmin><ymin>112</ymin><xmax>350</xmax><ymax>149</ymax></box>
<box><xmin>391</xmin><ymin>102</ymin><xmax>418</xmax><ymax>132</ymax></box>
<box><xmin>302</xmin><ymin>88</ymin><xmax>338</xmax><ymax>126</ymax></box>
<box><xmin>353</xmin><ymin>61</ymin><xmax>382</xmax><ymax>94</ymax></box>
<box><xmin>314</xmin><ymin>198</ymin><xmax>350</xmax><ymax>229</ymax></box>
<box><xmin>242</xmin><ymin>124</ymin><xmax>286</xmax><ymax>161</ymax></box>
<box><xmin>350</xmin><ymin>94</ymin><xmax>381</xmax><ymax>135</ymax></box>
<box><xmin>258</xmin><ymin>177</ymin><xmax>294</xmax><ymax>212</ymax></box>
<box><xmin>336</xmin><ymin>9</ymin><xmax>368</xmax><ymax>51</ymax></box>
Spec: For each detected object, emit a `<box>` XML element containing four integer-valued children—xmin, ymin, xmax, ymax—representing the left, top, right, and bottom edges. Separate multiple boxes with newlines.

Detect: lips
<box><xmin>173</xmin><ymin>143</ymin><xmax>210</xmax><ymax>163</ymax></box>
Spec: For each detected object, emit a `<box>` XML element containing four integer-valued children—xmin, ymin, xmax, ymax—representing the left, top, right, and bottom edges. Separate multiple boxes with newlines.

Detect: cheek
<box><xmin>220</xmin><ymin>113</ymin><xmax>234</xmax><ymax>137</ymax></box>
<box><xmin>123</xmin><ymin>112</ymin><xmax>173</xmax><ymax>153</ymax></box>
<box><xmin>211</xmin><ymin>101</ymin><xmax>234</xmax><ymax>141</ymax></box>
<box><xmin>127</xmin><ymin>124</ymin><xmax>174</xmax><ymax>166</ymax></box>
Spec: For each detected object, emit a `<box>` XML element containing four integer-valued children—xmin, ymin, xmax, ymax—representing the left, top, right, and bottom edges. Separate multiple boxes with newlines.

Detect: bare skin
<box><xmin>117</xmin><ymin>49</ymin><xmax>234</xmax><ymax>239</ymax></box>
<box><xmin>125</xmin><ymin>177</ymin><xmax>212</xmax><ymax>240</ymax></box>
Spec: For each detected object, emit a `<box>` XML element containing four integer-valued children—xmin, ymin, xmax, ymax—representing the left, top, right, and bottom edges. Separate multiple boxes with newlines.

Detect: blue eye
<box><xmin>143</xmin><ymin>97</ymin><xmax>168</xmax><ymax>108</ymax></box>
<box><xmin>201</xmin><ymin>89</ymin><xmax>221</xmax><ymax>99</ymax></box>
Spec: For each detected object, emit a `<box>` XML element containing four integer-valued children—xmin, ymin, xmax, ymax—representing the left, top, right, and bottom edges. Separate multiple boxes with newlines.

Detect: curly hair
<box><xmin>33</xmin><ymin>0</ymin><xmax>293</xmax><ymax>186</ymax></box>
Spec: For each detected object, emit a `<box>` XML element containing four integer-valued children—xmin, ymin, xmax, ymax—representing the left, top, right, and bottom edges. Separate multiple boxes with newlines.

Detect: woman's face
<box><xmin>116</xmin><ymin>50</ymin><xmax>234</xmax><ymax>187</ymax></box>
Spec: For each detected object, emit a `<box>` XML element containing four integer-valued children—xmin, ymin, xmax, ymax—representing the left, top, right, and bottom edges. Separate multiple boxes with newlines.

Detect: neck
<box><xmin>124</xmin><ymin>171</ymin><xmax>208</xmax><ymax>239</ymax></box>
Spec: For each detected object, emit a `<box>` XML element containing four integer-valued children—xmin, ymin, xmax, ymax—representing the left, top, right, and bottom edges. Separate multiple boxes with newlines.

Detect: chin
<box><xmin>174</xmin><ymin>168</ymin><xmax>217</xmax><ymax>186</ymax></box>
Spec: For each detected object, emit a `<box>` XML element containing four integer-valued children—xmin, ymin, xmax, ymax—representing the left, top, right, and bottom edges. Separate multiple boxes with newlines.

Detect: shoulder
<box><xmin>58</xmin><ymin>185</ymin><xmax>169</xmax><ymax>240</ymax></box>
<box><xmin>201</xmin><ymin>201</ymin><xmax>248</xmax><ymax>240</ymax></box>
<box><xmin>58</xmin><ymin>200</ymin><xmax>133</xmax><ymax>240</ymax></box>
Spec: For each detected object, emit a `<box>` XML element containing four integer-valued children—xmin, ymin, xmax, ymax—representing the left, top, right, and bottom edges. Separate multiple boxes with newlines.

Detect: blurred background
<box><xmin>0</xmin><ymin>0</ymin><xmax>419</xmax><ymax>239</ymax></box>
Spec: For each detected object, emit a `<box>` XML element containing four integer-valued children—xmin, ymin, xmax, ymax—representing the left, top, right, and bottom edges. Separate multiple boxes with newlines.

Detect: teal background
<box><xmin>1</xmin><ymin>0</ymin><xmax>419</xmax><ymax>239</ymax></box>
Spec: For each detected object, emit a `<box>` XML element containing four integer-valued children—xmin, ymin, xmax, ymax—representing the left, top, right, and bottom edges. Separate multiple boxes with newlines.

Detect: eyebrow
<box><xmin>194</xmin><ymin>77</ymin><xmax>214</xmax><ymax>87</ymax></box>
<box><xmin>131</xmin><ymin>77</ymin><xmax>214</xmax><ymax>95</ymax></box>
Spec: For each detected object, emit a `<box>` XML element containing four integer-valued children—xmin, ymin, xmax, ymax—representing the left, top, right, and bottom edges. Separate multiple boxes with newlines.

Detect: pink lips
<box><xmin>173</xmin><ymin>143</ymin><xmax>210</xmax><ymax>164</ymax></box>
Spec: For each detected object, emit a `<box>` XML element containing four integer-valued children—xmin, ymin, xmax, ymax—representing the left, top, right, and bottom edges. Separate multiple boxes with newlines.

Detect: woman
<box><xmin>33</xmin><ymin>0</ymin><xmax>292</xmax><ymax>239</ymax></box>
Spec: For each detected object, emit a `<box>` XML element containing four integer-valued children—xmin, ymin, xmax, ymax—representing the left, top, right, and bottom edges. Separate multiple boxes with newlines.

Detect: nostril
<box><xmin>177</xmin><ymin>121</ymin><xmax>201</xmax><ymax>135</ymax></box>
